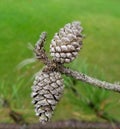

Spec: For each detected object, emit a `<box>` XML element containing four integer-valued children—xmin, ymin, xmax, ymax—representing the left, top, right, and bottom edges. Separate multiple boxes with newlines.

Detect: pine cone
<box><xmin>31</xmin><ymin>69</ymin><xmax>64</xmax><ymax>124</ymax></box>
<box><xmin>50</xmin><ymin>21</ymin><xmax>83</xmax><ymax>63</ymax></box>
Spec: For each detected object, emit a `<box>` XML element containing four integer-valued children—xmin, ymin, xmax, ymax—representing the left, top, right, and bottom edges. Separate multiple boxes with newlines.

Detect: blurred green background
<box><xmin>0</xmin><ymin>0</ymin><xmax>120</xmax><ymax>123</ymax></box>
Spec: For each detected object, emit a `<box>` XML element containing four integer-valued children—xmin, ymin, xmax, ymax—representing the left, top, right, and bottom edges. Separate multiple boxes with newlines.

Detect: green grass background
<box><xmin>0</xmin><ymin>0</ymin><xmax>120</xmax><ymax>123</ymax></box>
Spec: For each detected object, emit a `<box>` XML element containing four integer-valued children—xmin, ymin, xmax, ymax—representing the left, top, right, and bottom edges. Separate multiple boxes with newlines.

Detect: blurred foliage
<box><xmin>0</xmin><ymin>0</ymin><xmax>120</xmax><ymax>123</ymax></box>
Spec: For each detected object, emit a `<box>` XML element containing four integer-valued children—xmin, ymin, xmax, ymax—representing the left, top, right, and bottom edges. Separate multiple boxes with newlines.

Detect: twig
<box><xmin>87</xmin><ymin>101</ymin><xmax>118</xmax><ymax>123</ymax></box>
<box><xmin>34</xmin><ymin>32</ymin><xmax>120</xmax><ymax>93</ymax></box>
<box><xmin>0</xmin><ymin>98</ymin><xmax>26</xmax><ymax>125</ymax></box>
<box><xmin>0</xmin><ymin>120</ymin><xmax>120</xmax><ymax>129</ymax></box>
<box><xmin>32</xmin><ymin>31</ymin><xmax>120</xmax><ymax>125</ymax></box>
<box><xmin>64</xmin><ymin>80</ymin><xmax>118</xmax><ymax>122</ymax></box>
<box><xmin>58</xmin><ymin>65</ymin><xmax>120</xmax><ymax>93</ymax></box>
<box><xmin>34</xmin><ymin>32</ymin><xmax>57</xmax><ymax>72</ymax></box>
<box><xmin>34</xmin><ymin>32</ymin><xmax>51</xmax><ymax>66</ymax></box>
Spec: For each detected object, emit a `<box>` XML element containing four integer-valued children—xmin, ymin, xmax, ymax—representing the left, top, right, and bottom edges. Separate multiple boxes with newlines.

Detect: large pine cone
<box><xmin>50</xmin><ymin>21</ymin><xmax>83</xmax><ymax>63</ymax></box>
<box><xmin>31</xmin><ymin>69</ymin><xmax>64</xmax><ymax>124</ymax></box>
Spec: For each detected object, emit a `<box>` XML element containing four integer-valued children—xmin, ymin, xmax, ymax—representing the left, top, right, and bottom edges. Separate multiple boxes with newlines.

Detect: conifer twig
<box><xmin>58</xmin><ymin>65</ymin><xmax>120</xmax><ymax>93</ymax></box>
<box><xmin>32</xmin><ymin>29</ymin><xmax>120</xmax><ymax>124</ymax></box>
<box><xmin>34</xmin><ymin>32</ymin><xmax>50</xmax><ymax>65</ymax></box>
<box><xmin>34</xmin><ymin>32</ymin><xmax>120</xmax><ymax>93</ymax></box>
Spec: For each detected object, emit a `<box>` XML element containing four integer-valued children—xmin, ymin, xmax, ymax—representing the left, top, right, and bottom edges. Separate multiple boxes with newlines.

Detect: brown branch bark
<box><xmin>0</xmin><ymin>120</ymin><xmax>120</xmax><ymax>129</ymax></box>
<box><xmin>58</xmin><ymin>65</ymin><xmax>120</xmax><ymax>93</ymax></box>
<box><xmin>34</xmin><ymin>32</ymin><xmax>51</xmax><ymax>66</ymax></box>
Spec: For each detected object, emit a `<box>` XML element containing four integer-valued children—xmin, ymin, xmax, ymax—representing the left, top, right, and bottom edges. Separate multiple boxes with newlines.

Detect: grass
<box><xmin>0</xmin><ymin>0</ymin><xmax>120</xmax><ymax>123</ymax></box>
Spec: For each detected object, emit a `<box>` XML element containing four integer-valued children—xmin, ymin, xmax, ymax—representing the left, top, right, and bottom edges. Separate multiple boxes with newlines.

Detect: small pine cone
<box><xmin>31</xmin><ymin>69</ymin><xmax>64</xmax><ymax>124</ymax></box>
<box><xmin>50</xmin><ymin>21</ymin><xmax>83</xmax><ymax>63</ymax></box>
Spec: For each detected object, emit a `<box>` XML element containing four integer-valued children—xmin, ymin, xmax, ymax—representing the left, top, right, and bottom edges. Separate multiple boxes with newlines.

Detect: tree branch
<box><xmin>0</xmin><ymin>120</ymin><xmax>120</xmax><ymax>129</ymax></box>
<box><xmin>58</xmin><ymin>65</ymin><xmax>120</xmax><ymax>93</ymax></box>
<box><xmin>34</xmin><ymin>32</ymin><xmax>51</xmax><ymax>66</ymax></box>
<box><xmin>34</xmin><ymin>32</ymin><xmax>120</xmax><ymax>93</ymax></box>
<box><xmin>34</xmin><ymin>32</ymin><xmax>57</xmax><ymax>72</ymax></box>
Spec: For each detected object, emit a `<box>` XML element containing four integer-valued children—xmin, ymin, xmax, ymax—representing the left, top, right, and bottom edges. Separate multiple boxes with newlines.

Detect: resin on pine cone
<box><xmin>50</xmin><ymin>21</ymin><xmax>83</xmax><ymax>63</ymax></box>
<box><xmin>31</xmin><ymin>69</ymin><xmax>64</xmax><ymax>124</ymax></box>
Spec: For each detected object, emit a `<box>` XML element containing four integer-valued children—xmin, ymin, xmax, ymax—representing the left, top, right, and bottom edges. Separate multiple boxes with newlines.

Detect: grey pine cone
<box><xmin>31</xmin><ymin>69</ymin><xmax>64</xmax><ymax>124</ymax></box>
<box><xmin>50</xmin><ymin>21</ymin><xmax>83</xmax><ymax>63</ymax></box>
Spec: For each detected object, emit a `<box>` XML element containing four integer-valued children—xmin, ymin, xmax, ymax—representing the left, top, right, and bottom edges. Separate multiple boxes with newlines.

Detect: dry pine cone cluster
<box><xmin>31</xmin><ymin>21</ymin><xmax>83</xmax><ymax>124</ymax></box>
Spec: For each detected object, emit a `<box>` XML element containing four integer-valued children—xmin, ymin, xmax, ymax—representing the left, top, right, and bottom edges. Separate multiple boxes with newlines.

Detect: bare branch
<box><xmin>0</xmin><ymin>120</ymin><xmax>120</xmax><ymax>129</ymax></box>
<box><xmin>35</xmin><ymin>32</ymin><xmax>47</xmax><ymax>49</ymax></box>
<box><xmin>34</xmin><ymin>32</ymin><xmax>58</xmax><ymax>72</ymax></box>
<box><xmin>58</xmin><ymin>65</ymin><xmax>120</xmax><ymax>93</ymax></box>
<box><xmin>33</xmin><ymin>32</ymin><xmax>120</xmax><ymax>93</ymax></box>
<box><xmin>34</xmin><ymin>32</ymin><xmax>51</xmax><ymax>66</ymax></box>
